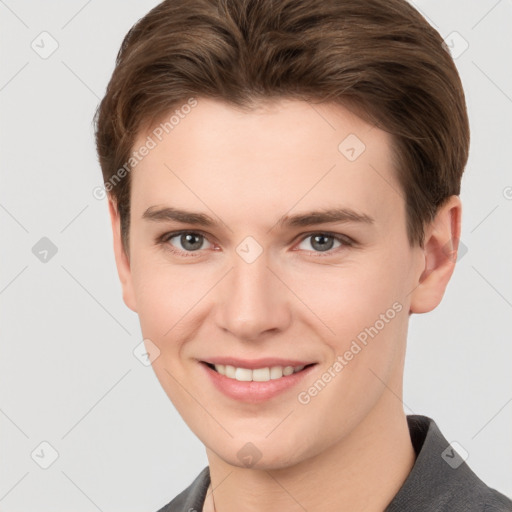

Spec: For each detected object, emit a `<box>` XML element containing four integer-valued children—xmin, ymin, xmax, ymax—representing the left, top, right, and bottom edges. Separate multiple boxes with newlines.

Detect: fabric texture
<box><xmin>156</xmin><ymin>415</ymin><xmax>512</xmax><ymax>511</ymax></box>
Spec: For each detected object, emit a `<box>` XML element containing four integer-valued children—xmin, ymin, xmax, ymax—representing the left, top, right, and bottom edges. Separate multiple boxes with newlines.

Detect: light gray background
<box><xmin>1</xmin><ymin>1</ymin><xmax>511</xmax><ymax>510</ymax></box>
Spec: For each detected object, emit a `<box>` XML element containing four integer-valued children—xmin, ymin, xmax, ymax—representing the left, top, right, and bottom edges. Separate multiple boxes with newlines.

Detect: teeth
<box><xmin>213</xmin><ymin>364</ymin><xmax>306</xmax><ymax>382</ymax></box>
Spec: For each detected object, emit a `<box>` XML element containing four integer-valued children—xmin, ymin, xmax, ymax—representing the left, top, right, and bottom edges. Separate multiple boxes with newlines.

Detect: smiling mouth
<box><xmin>202</xmin><ymin>361</ymin><xmax>317</xmax><ymax>382</ymax></box>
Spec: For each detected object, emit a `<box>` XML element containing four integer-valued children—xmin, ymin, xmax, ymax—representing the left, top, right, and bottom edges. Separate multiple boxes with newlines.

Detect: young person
<box><xmin>94</xmin><ymin>0</ymin><xmax>512</xmax><ymax>510</ymax></box>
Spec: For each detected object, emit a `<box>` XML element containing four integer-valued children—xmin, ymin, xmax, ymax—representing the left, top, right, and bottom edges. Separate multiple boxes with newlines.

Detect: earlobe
<box><xmin>107</xmin><ymin>197</ymin><xmax>138</xmax><ymax>313</ymax></box>
<box><xmin>409</xmin><ymin>195</ymin><xmax>462</xmax><ymax>314</ymax></box>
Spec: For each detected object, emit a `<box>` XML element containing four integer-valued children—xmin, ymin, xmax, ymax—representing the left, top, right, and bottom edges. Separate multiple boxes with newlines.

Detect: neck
<box><xmin>205</xmin><ymin>397</ymin><xmax>416</xmax><ymax>512</ymax></box>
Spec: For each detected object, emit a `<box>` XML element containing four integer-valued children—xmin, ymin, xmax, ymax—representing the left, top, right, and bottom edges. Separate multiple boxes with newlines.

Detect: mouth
<box><xmin>199</xmin><ymin>359</ymin><xmax>318</xmax><ymax>403</ymax></box>
<box><xmin>201</xmin><ymin>361</ymin><xmax>317</xmax><ymax>382</ymax></box>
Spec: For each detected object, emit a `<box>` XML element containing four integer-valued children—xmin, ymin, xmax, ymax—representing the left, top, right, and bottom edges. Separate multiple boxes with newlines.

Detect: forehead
<box><xmin>129</xmin><ymin>97</ymin><xmax>403</xmax><ymax>230</ymax></box>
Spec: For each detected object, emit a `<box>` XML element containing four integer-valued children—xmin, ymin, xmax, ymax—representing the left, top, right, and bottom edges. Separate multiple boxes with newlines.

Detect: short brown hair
<box><xmin>94</xmin><ymin>0</ymin><xmax>470</xmax><ymax>255</ymax></box>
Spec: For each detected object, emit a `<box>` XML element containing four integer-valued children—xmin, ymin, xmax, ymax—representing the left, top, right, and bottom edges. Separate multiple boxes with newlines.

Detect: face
<box><xmin>109</xmin><ymin>97</ymin><xmax>454</xmax><ymax>470</ymax></box>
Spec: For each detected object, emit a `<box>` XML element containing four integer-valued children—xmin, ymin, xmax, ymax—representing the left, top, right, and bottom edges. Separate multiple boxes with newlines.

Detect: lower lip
<box><xmin>200</xmin><ymin>362</ymin><xmax>317</xmax><ymax>403</ymax></box>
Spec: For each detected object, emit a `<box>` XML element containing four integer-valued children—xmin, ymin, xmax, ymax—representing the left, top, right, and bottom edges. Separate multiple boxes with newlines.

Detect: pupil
<box><xmin>312</xmin><ymin>234</ymin><xmax>333</xmax><ymax>252</ymax></box>
<box><xmin>182</xmin><ymin>233</ymin><xmax>202</xmax><ymax>251</ymax></box>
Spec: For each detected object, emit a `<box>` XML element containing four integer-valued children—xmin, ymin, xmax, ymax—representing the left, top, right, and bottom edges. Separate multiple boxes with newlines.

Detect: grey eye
<box><xmin>298</xmin><ymin>234</ymin><xmax>342</xmax><ymax>252</ymax></box>
<box><xmin>169</xmin><ymin>232</ymin><xmax>212</xmax><ymax>252</ymax></box>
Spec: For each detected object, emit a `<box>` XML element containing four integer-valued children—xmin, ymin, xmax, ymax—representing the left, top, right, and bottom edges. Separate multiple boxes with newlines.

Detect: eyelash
<box><xmin>156</xmin><ymin>230</ymin><xmax>355</xmax><ymax>258</ymax></box>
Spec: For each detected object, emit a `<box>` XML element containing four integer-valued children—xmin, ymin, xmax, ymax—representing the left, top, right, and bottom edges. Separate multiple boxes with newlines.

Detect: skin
<box><xmin>108</xmin><ymin>97</ymin><xmax>461</xmax><ymax>512</ymax></box>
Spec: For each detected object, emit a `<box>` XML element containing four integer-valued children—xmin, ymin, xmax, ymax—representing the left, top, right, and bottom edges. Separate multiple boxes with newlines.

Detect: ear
<box><xmin>108</xmin><ymin>197</ymin><xmax>138</xmax><ymax>313</ymax></box>
<box><xmin>409</xmin><ymin>195</ymin><xmax>462</xmax><ymax>314</ymax></box>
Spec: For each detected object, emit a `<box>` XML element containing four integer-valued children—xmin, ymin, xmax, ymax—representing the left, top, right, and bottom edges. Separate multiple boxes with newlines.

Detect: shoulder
<box><xmin>450</xmin><ymin>484</ymin><xmax>512</xmax><ymax>511</ymax></box>
<box><xmin>482</xmin><ymin>491</ymin><xmax>512</xmax><ymax>512</ymax></box>
<box><xmin>386</xmin><ymin>415</ymin><xmax>512</xmax><ymax>512</ymax></box>
<box><xmin>155</xmin><ymin>466</ymin><xmax>210</xmax><ymax>512</ymax></box>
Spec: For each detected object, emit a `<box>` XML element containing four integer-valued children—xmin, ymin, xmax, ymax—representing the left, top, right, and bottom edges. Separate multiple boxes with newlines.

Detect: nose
<box><xmin>214</xmin><ymin>249</ymin><xmax>292</xmax><ymax>341</ymax></box>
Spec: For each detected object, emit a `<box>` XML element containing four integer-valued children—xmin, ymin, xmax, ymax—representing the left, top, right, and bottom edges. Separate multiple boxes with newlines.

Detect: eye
<box><xmin>162</xmin><ymin>231</ymin><xmax>213</xmax><ymax>255</ymax></box>
<box><xmin>296</xmin><ymin>232</ymin><xmax>352</xmax><ymax>254</ymax></box>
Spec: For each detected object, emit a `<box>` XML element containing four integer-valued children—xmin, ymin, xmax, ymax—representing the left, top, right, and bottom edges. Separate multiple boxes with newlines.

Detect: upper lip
<box><xmin>201</xmin><ymin>357</ymin><xmax>317</xmax><ymax>369</ymax></box>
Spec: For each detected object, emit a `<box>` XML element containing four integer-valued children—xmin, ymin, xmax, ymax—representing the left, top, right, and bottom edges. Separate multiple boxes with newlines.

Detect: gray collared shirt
<box><xmin>157</xmin><ymin>415</ymin><xmax>512</xmax><ymax>511</ymax></box>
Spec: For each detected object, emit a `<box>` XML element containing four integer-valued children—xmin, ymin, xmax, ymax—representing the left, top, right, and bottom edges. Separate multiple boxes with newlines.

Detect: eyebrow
<box><xmin>142</xmin><ymin>206</ymin><xmax>375</xmax><ymax>229</ymax></box>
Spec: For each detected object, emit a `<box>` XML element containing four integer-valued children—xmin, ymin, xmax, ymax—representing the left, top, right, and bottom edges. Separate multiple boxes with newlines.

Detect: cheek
<box><xmin>295</xmin><ymin>256</ymin><xmax>407</xmax><ymax>388</ymax></box>
<box><xmin>129</xmin><ymin>257</ymin><xmax>209</xmax><ymax>409</ymax></box>
<box><xmin>129</xmin><ymin>251</ymin><xmax>217</xmax><ymax>352</ymax></box>
<box><xmin>296</xmin><ymin>254</ymin><xmax>405</xmax><ymax>337</ymax></box>
<box><xmin>295</xmin><ymin>271</ymin><xmax>408</xmax><ymax>439</ymax></box>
